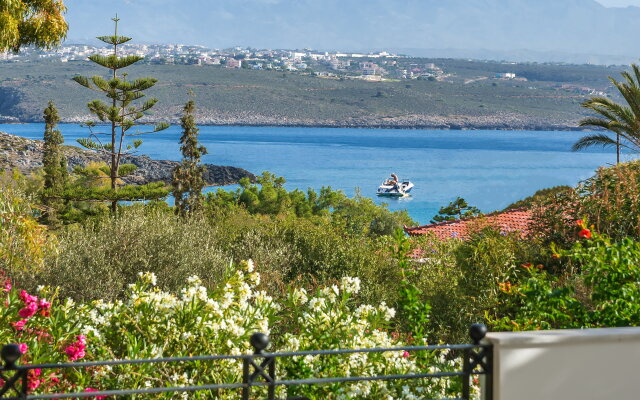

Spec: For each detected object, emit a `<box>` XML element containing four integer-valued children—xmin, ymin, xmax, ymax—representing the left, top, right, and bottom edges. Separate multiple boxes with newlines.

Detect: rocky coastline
<box><xmin>0</xmin><ymin>131</ymin><xmax>256</xmax><ymax>186</ymax></box>
<box><xmin>5</xmin><ymin>113</ymin><xmax>584</xmax><ymax>131</ymax></box>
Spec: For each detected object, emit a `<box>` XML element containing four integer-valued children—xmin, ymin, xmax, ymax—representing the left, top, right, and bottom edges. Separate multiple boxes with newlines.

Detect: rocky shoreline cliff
<box><xmin>0</xmin><ymin>131</ymin><xmax>256</xmax><ymax>186</ymax></box>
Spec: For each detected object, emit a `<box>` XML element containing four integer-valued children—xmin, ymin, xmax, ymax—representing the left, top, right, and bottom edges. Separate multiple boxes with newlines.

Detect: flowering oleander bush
<box><xmin>1</xmin><ymin>261</ymin><xmax>475</xmax><ymax>399</ymax></box>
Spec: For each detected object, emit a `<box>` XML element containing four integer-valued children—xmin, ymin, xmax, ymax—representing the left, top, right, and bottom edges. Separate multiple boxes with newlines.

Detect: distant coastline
<box><xmin>1</xmin><ymin>118</ymin><xmax>585</xmax><ymax>132</ymax></box>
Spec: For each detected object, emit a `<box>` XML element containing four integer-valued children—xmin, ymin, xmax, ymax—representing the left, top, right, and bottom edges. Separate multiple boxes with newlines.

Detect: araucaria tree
<box><xmin>573</xmin><ymin>64</ymin><xmax>640</xmax><ymax>164</ymax></box>
<box><xmin>172</xmin><ymin>100</ymin><xmax>208</xmax><ymax>217</ymax></box>
<box><xmin>431</xmin><ymin>197</ymin><xmax>481</xmax><ymax>223</ymax></box>
<box><xmin>0</xmin><ymin>0</ymin><xmax>68</xmax><ymax>52</ymax></box>
<box><xmin>73</xmin><ymin>16</ymin><xmax>169</xmax><ymax>212</ymax></box>
<box><xmin>41</xmin><ymin>101</ymin><xmax>68</xmax><ymax>226</ymax></box>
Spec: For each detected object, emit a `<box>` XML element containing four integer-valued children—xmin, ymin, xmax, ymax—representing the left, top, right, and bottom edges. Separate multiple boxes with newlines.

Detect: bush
<box><xmin>0</xmin><ymin>171</ymin><xmax>54</xmax><ymax>278</ymax></box>
<box><xmin>530</xmin><ymin>161</ymin><xmax>640</xmax><ymax>246</ymax></box>
<box><xmin>0</xmin><ymin>262</ymin><xmax>478</xmax><ymax>399</ymax></box>
<box><xmin>411</xmin><ymin>227</ymin><xmax>544</xmax><ymax>343</ymax></box>
<box><xmin>33</xmin><ymin>206</ymin><xmax>227</xmax><ymax>301</ymax></box>
<box><xmin>490</xmin><ymin>222</ymin><xmax>640</xmax><ymax>331</ymax></box>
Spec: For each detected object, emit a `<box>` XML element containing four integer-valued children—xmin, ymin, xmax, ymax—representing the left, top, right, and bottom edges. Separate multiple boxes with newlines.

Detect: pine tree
<box><xmin>41</xmin><ymin>101</ymin><xmax>68</xmax><ymax>226</ymax></box>
<box><xmin>431</xmin><ymin>197</ymin><xmax>481</xmax><ymax>223</ymax></box>
<box><xmin>72</xmin><ymin>16</ymin><xmax>169</xmax><ymax>212</ymax></box>
<box><xmin>172</xmin><ymin>100</ymin><xmax>208</xmax><ymax>217</ymax></box>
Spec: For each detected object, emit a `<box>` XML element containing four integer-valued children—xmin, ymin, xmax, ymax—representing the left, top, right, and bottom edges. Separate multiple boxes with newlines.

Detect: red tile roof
<box><xmin>404</xmin><ymin>209</ymin><xmax>532</xmax><ymax>240</ymax></box>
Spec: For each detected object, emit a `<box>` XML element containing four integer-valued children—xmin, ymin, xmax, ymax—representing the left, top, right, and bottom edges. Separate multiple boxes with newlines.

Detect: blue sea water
<box><xmin>1</xmin><ymin>123</ymin><xmax>622</xmax><ymax>225</ymax></box>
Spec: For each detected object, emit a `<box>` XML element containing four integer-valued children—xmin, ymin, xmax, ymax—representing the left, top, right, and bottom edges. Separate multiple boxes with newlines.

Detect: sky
<box><xmin>596</xmin><ymin>0</ymin><xmax>640</xmax><ymax>6</ymax></box>
<box><xmin>63</xmin><ymin>0</ymin><xmax>640</xmax><ymax>64</ymax></box>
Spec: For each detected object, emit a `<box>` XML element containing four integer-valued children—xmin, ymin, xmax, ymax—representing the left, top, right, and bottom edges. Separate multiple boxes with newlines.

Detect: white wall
<box><xmin>484</xmin><ymin>327</ymin><xmax>640</xmax><ymax>400</ymax></box>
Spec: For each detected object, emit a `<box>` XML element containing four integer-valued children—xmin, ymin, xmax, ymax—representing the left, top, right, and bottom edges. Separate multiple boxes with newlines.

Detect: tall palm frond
<box><xmin>575</xmin><ymin>63</ymin><xmax>640</xmax><ymax>163</ymax></box>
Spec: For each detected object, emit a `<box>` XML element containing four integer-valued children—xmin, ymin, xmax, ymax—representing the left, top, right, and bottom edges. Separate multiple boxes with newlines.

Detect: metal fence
<box><xmin>0</xmin><ymin>324</ymin><xmax>492</xmax><ymax>400</ymax></box>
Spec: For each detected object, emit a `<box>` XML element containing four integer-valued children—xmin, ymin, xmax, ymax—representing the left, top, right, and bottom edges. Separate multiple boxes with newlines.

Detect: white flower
<box><xmin>340</xmin><ymin>277</ymin><xmax>361</xmax><ymax>294</ymax></box>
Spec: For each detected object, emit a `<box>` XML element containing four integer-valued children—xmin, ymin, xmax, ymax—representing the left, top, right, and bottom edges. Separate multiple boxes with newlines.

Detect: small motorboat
<box><xmin>376</xmin><ymin>174</ymin><xmax>414</xmax><ymax>197</ymax></box>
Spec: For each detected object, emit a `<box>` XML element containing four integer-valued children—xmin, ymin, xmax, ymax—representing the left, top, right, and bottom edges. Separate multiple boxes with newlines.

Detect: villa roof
<box><xmin>404</xmin><ymin>209</ymin><xmax>533</xmax><ymax>241</ymax></box>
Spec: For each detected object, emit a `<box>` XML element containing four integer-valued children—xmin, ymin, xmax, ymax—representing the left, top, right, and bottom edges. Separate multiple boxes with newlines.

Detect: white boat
<box><xmin>376</xmin><ymin>175</ymin><xmax>414</xmax><ymax>197</ymax></box>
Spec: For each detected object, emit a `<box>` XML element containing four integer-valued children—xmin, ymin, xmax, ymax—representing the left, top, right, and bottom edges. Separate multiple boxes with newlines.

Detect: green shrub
<box><xmin>34</xmin><ymin>206</ymin><xmax>227</xmax><ymax>301</ymax></box>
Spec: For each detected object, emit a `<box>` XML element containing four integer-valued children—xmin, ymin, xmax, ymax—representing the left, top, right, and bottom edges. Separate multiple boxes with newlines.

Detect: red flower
<box><xmin>85</xmin><ymin>388</ymin><xmax>107</xmax><ymax>400</ymax></box>
<box><xmin>521</xmin><ymin>263</ymin><xmax>532</xmax><ymax>269</ymax></box>
<box><xmin>576</xmin><ymin>219</ymin><xmax>583</xmax><ymax>226</ymax></box>
<box><xmin>578</xmin><ymin>229</ymin><xmax>592</xmax><ymax>239</ymax></box>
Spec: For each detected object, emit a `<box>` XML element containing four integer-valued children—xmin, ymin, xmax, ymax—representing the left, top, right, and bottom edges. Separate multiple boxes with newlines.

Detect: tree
<box><xmin>172</xmin><ymin>100</ymin><xmax>208</xmax><ymax>217</ymax></box>
<box><xmin>72</xmin><ymin>16</ymin><xmax>169</xmax><ymax>212</ymax></box>
<box><xmin>431</xmin><ymin>197</ymin><xmax>481</xmax><ymax>223</ymax></box>
<box><xmin>573</xmin><ymin>64</ymin><xmax>640</xmax><ymax>164</ymax></box>
<box><xmin>0</xmin><ymin>0</ymin><xmax>68</xmax><ymax>52</ymax></box>
<box><xmin>41</xmin><ymin>101</ymin><xmax>68</xmax><ymax>226</ymax></box>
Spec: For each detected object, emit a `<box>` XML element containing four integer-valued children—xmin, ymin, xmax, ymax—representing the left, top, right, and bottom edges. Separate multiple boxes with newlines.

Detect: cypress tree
<box><xmin>42</xmin><ymin>101</ymin><xmax>68</xmax><ymax>226</ymax></box>
<box><xmin>72</xmin><ymin>16</ymin><xmax>169</xmax><ymax>212</ymax></box>
<box><xmin>172</xmin><ymin>100</ymin><xmax>208</xmax><ymax>217</ymax></box>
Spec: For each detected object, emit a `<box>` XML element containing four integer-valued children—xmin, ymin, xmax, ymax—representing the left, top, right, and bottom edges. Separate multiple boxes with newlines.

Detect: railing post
<box><xmin>464</xmin><ymin>324</ymin><xmax>490</xmax><ymax>400</ymax></box>
<box><xmin>242</xmin><ymin>356</ymin><xmax>250</xmax><ymax>400</ymax></box>
<box><xmin>0</xmin><ymin>344</ymin><xmax>27</xmax><ymax>399</ymax></box>
<box><xmin>248</xmin><ymin>333</ymin><xmax>275</xmax><ymax>400</ymax></box>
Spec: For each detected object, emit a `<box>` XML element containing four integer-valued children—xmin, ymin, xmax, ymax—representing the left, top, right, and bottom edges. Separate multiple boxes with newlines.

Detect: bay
<box><xmin>1</xmin><ymin>123</ymin><xmax>620</xmax><ymax>225</ymax></box>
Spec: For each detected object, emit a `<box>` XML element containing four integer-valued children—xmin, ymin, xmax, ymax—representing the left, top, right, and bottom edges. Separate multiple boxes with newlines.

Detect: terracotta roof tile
<box><xmin>404</xmin><ymin>209</ymin><xmax>532</xmax><ymax>241</ymax></box>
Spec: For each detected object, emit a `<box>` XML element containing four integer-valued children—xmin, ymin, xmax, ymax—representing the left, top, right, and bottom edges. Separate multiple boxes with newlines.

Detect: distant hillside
<box><xmin>0</xmin><ymin>59</ymin><xmax>624</xmax><ymax>130</ymax></box>
<box><xmin>0</xmin><ymin>132</ymin><xmax>255</xmax><ymax>186</ymax></box>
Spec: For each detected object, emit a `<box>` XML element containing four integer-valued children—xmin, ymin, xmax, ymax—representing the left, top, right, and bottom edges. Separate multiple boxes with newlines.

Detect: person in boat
<box><xmin>385</xmin><ymin>173</ymin><xmax>399</xmax><ymax>186</ymax></box>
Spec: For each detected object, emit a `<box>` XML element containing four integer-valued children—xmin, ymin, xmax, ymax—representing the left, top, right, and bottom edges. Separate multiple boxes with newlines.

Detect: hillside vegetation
<box><xmin>0</xmin><ymin>59</ymin><xmax>620</xmax><ymax>129</ymax></box>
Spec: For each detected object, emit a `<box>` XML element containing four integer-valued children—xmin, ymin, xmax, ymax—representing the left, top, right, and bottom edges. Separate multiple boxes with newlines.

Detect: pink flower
<box><xmin>38</xmin><ymin>299</ymin><xmax>51</xmax><ymax>310</ymax></box>
<box><xmin>19</xmin><ymin>290</ymin><xmax>38</xmax><ymax>305</ymax></box>
<box><xmin>11</xmin><ymin>319</ymin><xmax>27</xmax><ymax>331</ymax></box>
<box><xmin>3</xmin><ymin>280</ymin><xmax>11</xmax><ymax>292</ymax></box>
<box><xmin>402</xmin><ymin>351</ymin><xmax>410</xmax><ymax>358</ymax></box>
<box><xmin>18</xmin><ymin>343</ymin><xmax>28</xmax><ymax>354</ymax></box>
<box><xmin>65</xmin><ymin>336</ymin><xmax>87</xmax><ymax>361</ymax></box>
<box><xmin>26</xmin><ymin>368</ymin><xmax>41</xmax><ymax>392</ymax></box>
<box><xmin>18</xmin><ymin>302</ymin><xmax>38</xmax><ymax>318</ymax></box>
<box><xmin>84</xmin><ymin>388</ymin><xmax>107</xmax><ymax>400</ymax></box>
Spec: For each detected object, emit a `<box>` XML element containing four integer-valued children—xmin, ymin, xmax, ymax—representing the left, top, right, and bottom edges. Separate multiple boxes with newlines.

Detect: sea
<box><xmin>1</xmin><ymin>123</ymin><xmax>622</xmax><ymax>225</ymax></box>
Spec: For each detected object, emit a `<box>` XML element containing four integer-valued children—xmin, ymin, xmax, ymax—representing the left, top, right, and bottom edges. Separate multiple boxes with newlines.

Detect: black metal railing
<box><xmin>0</xmin><ymin>324</ymin><xmax>492</xmax><ymax>400</ymax></box>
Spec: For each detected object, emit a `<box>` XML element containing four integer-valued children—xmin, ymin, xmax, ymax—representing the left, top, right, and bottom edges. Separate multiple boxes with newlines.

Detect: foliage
<box><xmin>390</xmin><ymin>229</ymin><xmax>431</xmax><ymax>340</ymax></box>
<box><xmin>531</xmin><ymin>161</ymin><xmax>640</xmax><ymax>246</ymax></box>
<box><xmin>574</xmin><ymin>64</ymin><xmax>640</xmax><ymax>163</ymax></box>
<box><xmin>1</xmin><ymin>263</ymin><xmax>476</xmax><ymax>399</ymax></box>
<box><xmin>0</xmin><ymin>0</ymin><xmax>68</xmax><ymax>52</ymax></box>
<box><xmin>503</xmin><ymin>185</ymin><xmax>572</xmax><ymax>211</ymax></box>
<box><xmin>206</xmin><ymin>173</ymin><xmax>413</xmax><ymax>237</ymax></box>
<box><xmin>172</xmin><ymin>100</ymin><xmax>208</xmax><ymax>217</ymax></box>
<box><xmin>409</xmin><ymin>227</ymin><xmax>544</xmax><ymax>343</ymax></box>
<box><xmin>0</xmin><ymin>173</ymin><xmax>54</xmax><ymax>276</ymax></box>
<box><xmin>491</xmin><ymin>221</ymin><xmax>640</xmax><ymax>331</ymax></box>
<box><xmin>431</xmin><ymin>197</ymin><xmax>481</xmax><ymax>223</ymax></box>
<box><xmin>41</xmin><ymin>101</ymin><xmax>68</xmax><ymax>227</ymax></box>
<box><xmin>72</xmin><ymin>17</ymin><xmax>169</xmax><ymax>211</ymax></box>
<box><xmin>32</xmin><ymin>206</ymin><xmax>227</xmax><ymax>301</ymax></box>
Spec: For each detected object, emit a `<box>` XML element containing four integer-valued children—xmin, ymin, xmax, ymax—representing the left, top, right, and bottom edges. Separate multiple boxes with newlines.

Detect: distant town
<box><xmin>0</xmin><ymin>43</ymin><xmax>536</xmax><ymax>84</ymax></box>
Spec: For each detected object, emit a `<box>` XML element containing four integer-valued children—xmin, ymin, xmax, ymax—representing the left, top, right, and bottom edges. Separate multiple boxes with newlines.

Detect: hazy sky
<box><xmin>63</xmin><ymin>0</ymin><xmax>640</xmax><ymax>64</ymax></box>
<box><xmin>596</xmin><ymin>0</ymin><xmax>640</xmax><ymax>6</ymax></box>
